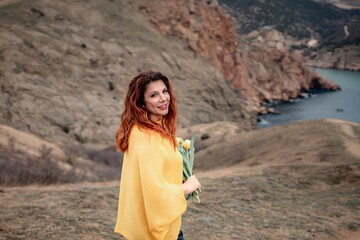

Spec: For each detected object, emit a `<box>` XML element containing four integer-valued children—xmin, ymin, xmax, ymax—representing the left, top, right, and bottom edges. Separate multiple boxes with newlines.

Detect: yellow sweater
<box><xmin>114</xmin><ymin>125</ymin><xmax>187</xmax><ymax>240</ymax></box>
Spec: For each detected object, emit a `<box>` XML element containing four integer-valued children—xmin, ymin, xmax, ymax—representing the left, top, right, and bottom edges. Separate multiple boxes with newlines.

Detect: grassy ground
<box><xmin>0</xmin><ymin>170</ymin><xmax>359</xmax><ymax>240</ymax></box>
<box><xmin>0</xmin><ymin>182</ymin><xmax>120</xmax><ymax>240</ymax></box>
<box><xmin>1</xmin><ymin>119</ymin><xmax>359</xmax><ymax>239</ymax></box>
<box><xmin>184</xmin><ymin>171</ymin><xmax>360</xmax><ymax>240</ymax></box>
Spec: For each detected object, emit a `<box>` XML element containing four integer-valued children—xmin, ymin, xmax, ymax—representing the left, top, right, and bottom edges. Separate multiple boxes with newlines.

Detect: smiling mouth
<box><xmin>158</xmin><ymin>104</ymin><xmax>168</xmax><ymax>110</ymax></box>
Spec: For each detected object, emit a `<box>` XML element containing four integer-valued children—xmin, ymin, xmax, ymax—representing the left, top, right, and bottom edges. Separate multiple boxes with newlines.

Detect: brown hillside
<box><xmin>0</xmin><ymin>0</ymin><xmax>254</xmax><ymax>148</ymax></box>
<box><xmin>0</xmin><ymin>124</ymin><xmax>121</xmax><ymax>185</ymax></box>
<box><xmin>1</xmin><ymin>119</ymin><xmax>359</xmax><ymax>239</ymax></box>
<box><xmin>195</xmin><ymin>119</ymin><xmax>360</xmax><ymax>173</ymax></box>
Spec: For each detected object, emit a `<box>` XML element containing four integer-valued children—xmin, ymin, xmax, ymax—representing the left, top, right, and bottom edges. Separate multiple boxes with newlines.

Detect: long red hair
<box><xmin>115</xmin><ymin>71</ymin><xmax>177</xmax><ymax>152</ymax></box>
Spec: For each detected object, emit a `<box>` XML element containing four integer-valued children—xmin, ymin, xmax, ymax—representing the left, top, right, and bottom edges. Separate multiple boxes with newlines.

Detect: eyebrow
<box><xmin>149</xmin><ymin>87</ymin><xmax>167</xmax><ymax>95</ymax></box>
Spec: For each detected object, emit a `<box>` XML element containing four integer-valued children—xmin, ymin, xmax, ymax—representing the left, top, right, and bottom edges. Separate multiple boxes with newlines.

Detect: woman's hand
<box><xmin>181</xmin><ymin>175</ymin><xmax>201</xmax><ymax>195</ymax></box>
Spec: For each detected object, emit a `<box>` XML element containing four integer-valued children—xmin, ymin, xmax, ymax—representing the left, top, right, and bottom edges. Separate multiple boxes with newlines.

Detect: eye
<box><xmin>150</xmin><ymin>93</ymin><xmax>157</xmax><ymax>98</ymax></box>
<box><xmin>163</xmin><ymin>89</ymin><xmax>168</xmax><ymax>93</ymax></box>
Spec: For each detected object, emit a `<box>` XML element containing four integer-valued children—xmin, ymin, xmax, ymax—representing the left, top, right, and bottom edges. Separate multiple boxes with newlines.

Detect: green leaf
<box><xmin>189</xmin><ymin>133</ymin><xmax>196</xmax><ymax>170</ymax></box>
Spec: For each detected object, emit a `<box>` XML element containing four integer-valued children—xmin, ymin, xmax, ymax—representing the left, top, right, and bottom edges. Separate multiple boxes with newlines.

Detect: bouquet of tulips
<box><xmin>176</xmin><ymin>134</ymin><xmax>201</xmax><ymax>203</ymax></box>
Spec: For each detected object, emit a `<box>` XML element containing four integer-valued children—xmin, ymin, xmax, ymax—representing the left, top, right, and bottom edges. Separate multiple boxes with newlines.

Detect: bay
<box><xmin>257</xmin><ymin>68</ymin><xmax>360</xmax><ymax>128</ymax></box>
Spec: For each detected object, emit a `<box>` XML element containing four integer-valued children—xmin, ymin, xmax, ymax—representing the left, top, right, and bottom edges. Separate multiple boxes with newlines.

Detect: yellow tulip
<box><xmin>182</xmin><ymin>139</ymin><xmax>191</xmax><ymax>150</ymax></box>
<box><xmin>176</xmin><ymin>137</ymin><xmax>183</xmax><ymax>146</ymax></box>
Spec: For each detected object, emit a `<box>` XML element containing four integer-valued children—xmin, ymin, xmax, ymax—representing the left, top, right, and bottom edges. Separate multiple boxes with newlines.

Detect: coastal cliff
<box><xmin>0</xmin><ymin>0</ymin><xmax>344</xmax><ymax>149</ymax></box>
<box><xmin>138</xmin><ymin>0</ymin><xmax>340</xmax><ymax>113</ymax></box>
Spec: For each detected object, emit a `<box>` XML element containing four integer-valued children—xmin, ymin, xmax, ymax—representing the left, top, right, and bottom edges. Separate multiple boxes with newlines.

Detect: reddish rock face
<box><xmin>138</xmin><ymin>0</ymin><xmax>340</xmax><ymax>113</ymax></box>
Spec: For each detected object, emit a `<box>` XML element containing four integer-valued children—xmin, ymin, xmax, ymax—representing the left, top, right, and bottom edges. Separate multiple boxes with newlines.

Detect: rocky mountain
<box><xmin>0</xmin><ymin>0</ymin><xmax>342</xmax><ymax>186</ymax></box>
<box><xmin>0</xmin><ymin>0</ymin><xmax>255</xmax><ymax>149</ymax></box>
<box><xmin>139</xmin><ymin>0</ymin><xmax>339</xmax><ymax>113</ymax></box>
<box><xmin>219</xmin><ymin>0</ymin><xmax>360</xmax><ymax>70</ymax></box>
<box><xmin>0</xmin><ymin>0</ymin><xmax>340</xmax><ymax>150</ymax></box>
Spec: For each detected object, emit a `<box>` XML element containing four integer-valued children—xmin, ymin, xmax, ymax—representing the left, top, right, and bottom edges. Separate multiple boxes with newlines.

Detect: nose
<box><xmin>159</xmin><ymin>93</ymin><xmax>166</xmax><ymax>102</ymax></box>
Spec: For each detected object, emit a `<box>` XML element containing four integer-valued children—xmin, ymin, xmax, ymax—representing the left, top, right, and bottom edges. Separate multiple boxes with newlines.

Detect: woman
<box><xmin>114</xmin><ymin>71</ymin><xmax>201</xmax><ymax>240</ymax></box>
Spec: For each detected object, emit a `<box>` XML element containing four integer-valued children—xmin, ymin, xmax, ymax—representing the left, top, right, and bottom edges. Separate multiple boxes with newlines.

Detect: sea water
<box><xmin>257</xmin><ymin>68</ymin><xmax>360</xmax><ymax>128</ymax></box>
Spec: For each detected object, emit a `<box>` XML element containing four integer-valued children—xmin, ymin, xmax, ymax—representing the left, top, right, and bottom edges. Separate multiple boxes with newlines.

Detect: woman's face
<box><xmin>143</xmin><ymin>80</ymin><xmax>170</xmax><ymax>123</ymax></box>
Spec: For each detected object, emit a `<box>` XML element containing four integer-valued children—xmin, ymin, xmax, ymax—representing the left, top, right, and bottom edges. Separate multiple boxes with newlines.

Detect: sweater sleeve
<box><xmin>131</xmin><ymin>128</ymin><xmax>187</xmax><ymax>238</ymax></box>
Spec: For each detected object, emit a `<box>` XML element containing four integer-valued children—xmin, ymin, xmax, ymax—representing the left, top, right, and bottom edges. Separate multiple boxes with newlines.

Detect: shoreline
<box><xmin>257</xmin><ymin>67</ymin><xmax>360</xmax><ymax>129</ymax></box>
<box><xmin>307</xmin><ymin>64</ymin><xmax>360</xmax><ymax>72</ymax></box>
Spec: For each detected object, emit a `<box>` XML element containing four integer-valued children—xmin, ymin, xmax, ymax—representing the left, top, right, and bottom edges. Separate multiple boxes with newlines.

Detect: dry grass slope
<box><xmin>0</xmin><ymin>124</ymin><xmax>122</xmax><ymax>186</ymax></box>
<box><xmin>0</xmin><ymin>119</ymin><xmax>359</xmax><ymax>239</ymax></box>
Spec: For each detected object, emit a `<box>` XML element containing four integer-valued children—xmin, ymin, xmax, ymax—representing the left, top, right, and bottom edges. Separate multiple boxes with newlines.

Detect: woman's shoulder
<box><xmin>130</xmin><ymin>124</ymin><xmax>150</xmax><ymax>135</ymax></box>
<box><xmin>130</xmin><ymin>124</ymin><xmax>161</xmax><ymax>142</ymax></box>
<box><xmin>128</xmin><ymin>124</ymin><xmax>165</xmax><ymax>153</ymax></box>
<box><xmin>129</xmin><ymin>124</ymin><xmax>171</xmax><ymax>152</ymax></box>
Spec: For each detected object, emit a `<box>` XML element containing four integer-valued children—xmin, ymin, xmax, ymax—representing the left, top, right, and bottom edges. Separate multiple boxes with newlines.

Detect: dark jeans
<box><xmin>177</xmin><ymin>230</ymin><xmax>184</xmax><ymax>240</ymax></box>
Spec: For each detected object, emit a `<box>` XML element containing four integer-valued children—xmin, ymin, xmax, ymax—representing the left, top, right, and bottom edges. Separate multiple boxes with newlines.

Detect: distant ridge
<box><xmin>219</xmin><ymin>0</ymin><xmax>360</xmax><ymax>70</ymax></box>
<box><xmin>220</xmin><ymin>0</ymin><xmax>360</xmax><ymax>43</ymax></box>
